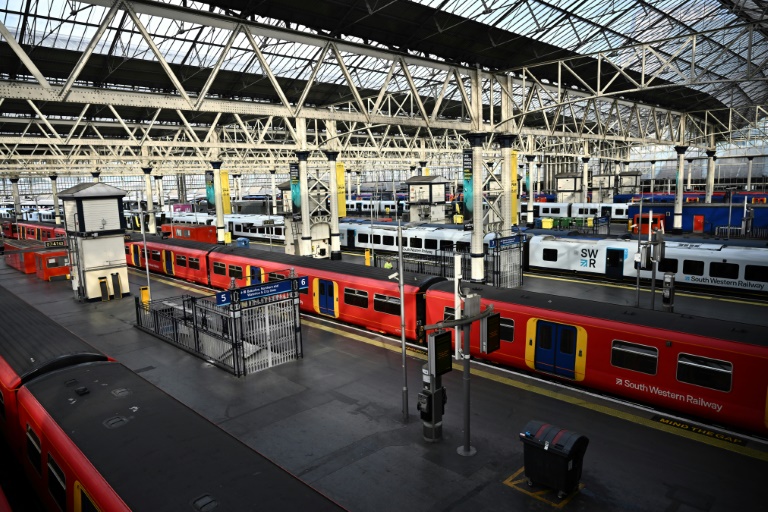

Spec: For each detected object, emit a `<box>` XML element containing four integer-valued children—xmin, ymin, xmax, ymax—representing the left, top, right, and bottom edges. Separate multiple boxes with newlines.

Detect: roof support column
<box><xmin>232</xmin><ymin>174</ymin><xmax>241</xmax><ymax>203</ymax></box>
<box><xmin>581</xmin><ymin>156</ymin><xmax>590</xmax><ymax>204</ymax></box>
<box><xmin>269</xmin><ymin>170</ymin><xmax>277</xmax><ymax>215</ymax></box>
<box><xmin>91</xmin><ymin>171</ymin><xmax>101</xmax><ymax>183</ymax></box>
<box><xmin>142</xmin><ymin>167</ymin><xmax>157</xmax><ymax>235</ymax></box>
<box><xmin>10</xmin><ymin>177</ymin><xmax>21</xmax><ymax>222</ymax></box>
<box><xmin>467</xmin><ymin>133</ymin><xmax>486</xmax><ymax>283</ymax></box>
<box><xmin>525</xmin><ymin>156</ymin><xmax>536</xmax><ymax>225</ymax></box>
<box><xmin>498</xmin><ymin>134</ymin><xmax>518</xmax><ymax>229</ymax></box>
<box><xmin>210</xmin><ymin>161</ymin><xmax>225</xmax><ymax>244</ymax></box>
<box><xmin>346</xmin><ymin>170</ymin><xmax>352</xmax><ymax>202</ymax></box>
<box><xmin>673</xmin><ymin>145</ymin><xmax>688</xmax><ymax>234</ymax></box>
<box><xmin>649</xmin><ymin>160</ymin><xmax>656</xmax><ymax>195</ymax></box>
<box><xmin>154</xmin><ymin>175</ymin><xmax>164</xmax><ymax>209</ymax></box>
<box><xmin>705</xmin><ymin>150</ymin><xmax>717</xmax><ymax>203</ymax></box>
<box><xmin>296</xmin><ymin>150</ymin><xmax>312</xmax><ymax>257</ymax></box>
<box><xmin>50</xmin><ymin>175</ymin><xmax>61</xmax><ymax>226</ymax></box>
<box><xmin>686</xmin><ymin>159</ymin><xmax>693</xmax><ymax>191</ymax></box>
<box><xmin>324</xmin><ymin>150</ymin><xmax>342</xmax><ymax>260</ymax></box>
<box><xmin>177</xmin><ymin>174</ymin><xmax>187</xmax><ymax>204</ymax></box>
<box><xmin>746</xmin><ymin>156</ymin><xmax>754</xmax><ymax>190</ymax></box>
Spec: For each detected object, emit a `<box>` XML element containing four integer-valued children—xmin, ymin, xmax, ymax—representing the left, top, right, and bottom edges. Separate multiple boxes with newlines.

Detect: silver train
<box><xmin>526</xmin><ymin>234</ymin><xmax>768</xmax><ymax>295</ymax></box>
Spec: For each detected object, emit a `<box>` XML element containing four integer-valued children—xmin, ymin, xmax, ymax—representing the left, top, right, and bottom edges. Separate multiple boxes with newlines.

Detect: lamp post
<box><xmin>141</xmin><ymin>209</ymin><xmax>152</xmax><ymax>302</ymax></box>
<box><xmin>389</xmin><ymin>221</ymin><xmax>409</xmax><ymax>423</ymax></box>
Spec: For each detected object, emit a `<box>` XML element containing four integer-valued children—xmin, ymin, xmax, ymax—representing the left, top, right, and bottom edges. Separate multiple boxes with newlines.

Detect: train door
<box><xmin>315</xmin><ymin>279</ymin><xmax>337</xmax><ymax>317</ymax></box>
<box><xmin>534</xmin><ymin>320</ymin><xmax>577</xmax><ymax>379</ymax></box>
<box><xmin>605</xmin><ymin>248</ymin><xmax>625</xmax><ymax>279</ymax></box>
<box><xmin>600</xmin><ymin>206</ymin><xmax>613</xmax><ymax>219</ymax></box>
<box><xmin>131</xmin><ymin>244</ymin><xmax>141</xmax><ymax>267</ymax></box>
<box><xmin>246</xmin><ymin>265</ymin><xmax>263</xmax><ymax>286</ymax></box>
<box><xmin>162</xmin><ymin>250</ymin><xmax>174</xmax><ymax>276</ymax></box>
<box><xmin>346</xmin><ymin>229</ymin><xmax>356</xmax><ymax>250</ymax></box>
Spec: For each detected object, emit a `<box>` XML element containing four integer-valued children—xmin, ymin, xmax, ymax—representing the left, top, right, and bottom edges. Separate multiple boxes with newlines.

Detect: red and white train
<box><xmin>0</xmin><ymin>282</ymin><xmax>343</xmax><ymax>512</ymax></box>
<box><xmin>125</xmin><ymin>235</ymin><xmax>768</xmax><ymax>436</ymax></box>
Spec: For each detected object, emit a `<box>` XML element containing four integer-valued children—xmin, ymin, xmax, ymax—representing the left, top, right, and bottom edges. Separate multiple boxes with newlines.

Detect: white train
<box><xmin>526</xmin><ymin>234</ymin><xmax>768</xmax><ymax>295</ymax></box>
<box><xmin>520</xmin><ymin>202</ymin><xmax>630</xmax><ymax>221</ymax></box>
<box><xmin>338</xmin><ymin>220</ymin><xmax>497</xmax><ymax>255</ymax></box>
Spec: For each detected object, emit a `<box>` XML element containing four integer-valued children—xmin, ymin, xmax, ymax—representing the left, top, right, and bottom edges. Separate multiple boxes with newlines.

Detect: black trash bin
<box><xmin>519</xmin><ymin>420</ymin><xmax>589</xmax><ymax>498</ymax></box>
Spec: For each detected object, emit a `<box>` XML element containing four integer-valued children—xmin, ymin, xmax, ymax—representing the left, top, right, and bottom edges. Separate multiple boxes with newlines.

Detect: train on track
<box><xmin>0</xmin><ymin>284</ymin><xmax>342</xmax><ymax>512</ymax></box>
<box><xmin>125</xmin><ymin>234</ymin><xmax>768</xmax><ymax>436</ymax></box>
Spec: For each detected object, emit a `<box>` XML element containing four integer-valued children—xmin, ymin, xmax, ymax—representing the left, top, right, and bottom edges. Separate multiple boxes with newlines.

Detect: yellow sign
<box><xmin>221</xmin><ymin>170</ymin><xmax>232</xmax><ymax>215</ymax></box>
<box><xmin>336</xmin><ymin>162</ymin><xmax>347</xmax><ymax>217</ymax></box>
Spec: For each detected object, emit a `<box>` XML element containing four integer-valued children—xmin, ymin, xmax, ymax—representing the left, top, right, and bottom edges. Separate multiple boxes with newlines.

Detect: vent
<box><xmin>75</xmin><ymin>387</ymin><xmax>89</xmax><ymax>396</ymax></box>
<box><xmin>111</xmin><ymin>388</ymin><xmax>132</xmax><ymax>398</ymax></box>
<box><xmin>192</xmin><ymin>494</ymin><xmax>218</xmax><ymax>511</ymax></box>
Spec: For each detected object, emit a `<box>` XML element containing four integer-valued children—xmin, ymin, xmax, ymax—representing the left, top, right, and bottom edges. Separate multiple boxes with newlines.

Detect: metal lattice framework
<box><xmin>0</xmin><ymin>0</ymin><xmax>765</xmax><ymax>177</ymax></box>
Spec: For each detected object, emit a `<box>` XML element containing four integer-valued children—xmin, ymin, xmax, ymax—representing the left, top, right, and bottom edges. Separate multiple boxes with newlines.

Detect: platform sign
<box><xmin>216</xmin><ymin>277</ymin><xmax>308</xmax><ymax>307</ymax></box>
<box><xmin>428</xmin><ymin>330</ymin><xmax>453</xmax><ymax>377</ymax></box>
<box><xmin>488</xmin><ymin>235</ymin><xmax>520</xmax><ymax>249</ymax></box>
<box><xmin>44</xmin><ymin>239</ymin><xmax>67</xmax><ymax>248</ymax></box>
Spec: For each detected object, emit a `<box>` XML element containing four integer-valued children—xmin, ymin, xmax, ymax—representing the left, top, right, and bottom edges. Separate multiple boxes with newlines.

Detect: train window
<box><xmin>268</xmin><ymin>272</ymin><xmax>286</xmax><ymax>281</ymax></box>
<box><xmin>543</xmin><ymin>248</ymin><xmax>558</xmax><ymax>262</ymax></box>
<box><xmin>440</xmin><ymin>240</ymin><xmax>453</xmax><ymax>251</ymax></box>
<box><xmin>213</xmin><ymin>262</ymin><xmax>226</xmax><ymax>275</ymax></box>
<box><xmin>229</xmin><ymin>265</ymin><xmax>243</xmax><ymax>279</ymax></box>
<box><xmin>188</xmin><ymin>258</ymin><xmax>200</xmax><ymax>270</ymax></box>
<box><xmin>682</xmin><ymin>259</ymin><xmax>704</xmax><ymax>276</ymax></box>
<box><xmin>26</xmin><ymin>425</ymin><xmax>42</xmax><ymax>474</ymax></box>
<box><xmin>373</xmin><ymin>294</ymin><xmax>400</xmax><ymax>316</ymax></box>
<box><xmin>443</xmin><ymin>307</ymin><xmax>455</xmax><ymax>321</ymax></box>
<box><xmin>383</xmin><ymin>235</ymin><xmax>395</xmax><ymax>246</ymax></box>
<box><xmin>373</xmin><ymin>234</ymin><xmax>381</xmax><ymax>244</ymax></box>
<box><xmin>710</xmin><ymin>261</ymin><xmax>739</xmax><ymax>280</ymax></box>
<box><xmin>658</xmin><ymin>258</ymin><xmax>678</xmax><ymax>273</ymax></box>
<box><xmin>500</xmin><ymin>319</ymin><xmax>514</xmax><ymax>342</ymax></box>
<box><xmin>358</xmin><ymin>233</ymin><xmax>369</xmax><ymax>244</ymax></box>
<box><xmin>550</xmin><ymin>207</ymin><xmax>561</xmax><ymax>214</ymax></box>
<box><xmin>744</xmin><ymin>265</ymin><xmax>768</xmax><ymax>282</ymax></box>
<box><xmin>151</xmin><ymin>250</ymin><xmax>161</xmax><ymax>261</ymax></box>
<box><xmin>275</xmin><ymin>227</ymin><xmax>283</xmax><ymax>236</ymax></box>
<box><xmin>611</xmin><ymin>340</ymin><xmax>657</xmax><ymax>375</ymax></box>
<box><xmin>410</xmin><ymin>238</ymin><xmax>422</xmax><ymax>249</ymax></box>
<box><xmin>124</xmin><ymin>245</ymin><xmax>130</xmax><ymax>255</ymax></box>
<box><xmin>677</xmin><ymin>353</ymin><xmax>732</xmax><ymax>392</ymax></box>
<box><xmin>560</xmin><ymin>328</ymin><xmax>576</xmax><ymax>354</ymax></box>
<box><xmin>537</xmin><ymin>323</ymin><xmax>553</xmax><ymax>350</ymax></box>
<box><xmin>456</xmin><ymin>242</ymin><xmax>470</xmax><ymax>252</ymax></box>
<box><xmin>344</xmin><ymin>288</ymin><xmax>369</xmax><ymax>308</ymax></box>
<box><xmin>176</xmin><ymin>255</ymin><xmax>187</xmax><ymax>267</ymax></box>
<box><xmin>425</xmin><ymin>239</ymin><xmax>437</xmax><ymax>250</ymax></box>
<box><xmin>47</xmin><ymin>455</ymin><xmax>66</xmax><ymax>510</ymax></box>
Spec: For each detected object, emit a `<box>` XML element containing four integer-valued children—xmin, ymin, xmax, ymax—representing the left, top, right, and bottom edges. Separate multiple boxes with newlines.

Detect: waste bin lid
<box><xmin>519</xmin><ymin>420</ymin><xmax>589</xmax><ymax>457</ymax></box>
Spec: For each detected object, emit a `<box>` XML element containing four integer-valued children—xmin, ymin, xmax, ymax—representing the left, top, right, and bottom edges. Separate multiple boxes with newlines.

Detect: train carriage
<box><xmin>425</xmin><ymin>281</ymin><xmax>768</xmax><ymax>434</ymax></box>
<box><xmin>526</xmin><ymin>235</ymin><xmax>768</xmax><ymax>295</ymax></box>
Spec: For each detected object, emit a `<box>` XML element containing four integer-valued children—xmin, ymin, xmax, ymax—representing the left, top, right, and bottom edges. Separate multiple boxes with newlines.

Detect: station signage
<box><xmin>216</xmin><ymin>276</ymin><xmax>308</xmax><ymax>306</ymax></box>
<box><xmin>44</xmin><ymin>239</ymin><xmax>67</xmax><ymax>248</ymax></box>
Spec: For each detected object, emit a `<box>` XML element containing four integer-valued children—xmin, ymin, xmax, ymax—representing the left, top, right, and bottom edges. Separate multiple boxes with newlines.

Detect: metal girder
<box><xmin>0</xmin><ymin>0</ymin><xmax>766</xmax><ymax>179</ymax></box>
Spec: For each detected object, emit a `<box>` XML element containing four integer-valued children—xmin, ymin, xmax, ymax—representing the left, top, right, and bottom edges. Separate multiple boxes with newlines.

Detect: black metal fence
<box><xmin>135</xmin><ymin>290</ymin><xmax>302</xmax><ymax>377</ymax></box>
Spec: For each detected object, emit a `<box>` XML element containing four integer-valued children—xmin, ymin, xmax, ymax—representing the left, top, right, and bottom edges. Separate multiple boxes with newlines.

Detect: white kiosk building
<box><xmin>59</xmin><ymin>183</ymin><xmax>129</xmax><ymax>301</ymax></box>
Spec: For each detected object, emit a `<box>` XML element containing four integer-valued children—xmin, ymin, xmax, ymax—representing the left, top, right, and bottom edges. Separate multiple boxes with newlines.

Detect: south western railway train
<box><xmin>5</xmin><ymin>214</ymin><xmax>768</xmax><ymax>297</ymax></box>
<box><xmin>126</xmin><ymin>235</ymin><xmax>768</xmax><ymax>436</ymax></box>
<box><xmin>0</xmin><ymin>285</ymin><xmax>342</xmax><ymax>511</ymax></box>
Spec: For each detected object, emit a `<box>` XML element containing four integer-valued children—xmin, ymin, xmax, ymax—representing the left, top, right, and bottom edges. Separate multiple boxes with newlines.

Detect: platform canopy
<box><xmin>0</xmin><ymin>0</ymin><xmax>766</xmax><ymax>177</ymax></box>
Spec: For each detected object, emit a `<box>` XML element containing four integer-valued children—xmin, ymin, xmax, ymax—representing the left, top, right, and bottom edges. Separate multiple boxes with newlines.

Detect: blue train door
<box><xmin>131</xmin><ymin>245</ymin><xmax>141</xmax><ymax>266</ymax></box>
<box><xmin>162</xmin><ymin>250</ymin><xmax>174</xmax><ymax>275</ymax></box>
<box><xmin>318</xmin><ymin>279</ymin><xmax>335</xmax><ymax>316</ymax></box>
<box><xmin>534</xmin><ymin>320</ymin><xmax>577</xmax><ymax>379</ymax></box>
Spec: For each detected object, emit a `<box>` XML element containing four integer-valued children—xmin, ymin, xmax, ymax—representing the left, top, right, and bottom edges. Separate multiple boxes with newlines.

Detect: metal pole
<box><xmin>457</xmin><ymin>323</ymin><xmax>476</xmax><ymax>456</ymax></box>
<box><xmin>635</xmin><ymin>197</ymin><xmax>643</xmax><ymax>308</ymax></box>
<box><xmin>398</xmin><ymin>221</ymin><xmax>408</xmax><ymax>423</ymax></box>
<box><xmin>454</xmin><ymin>254</ymin><xmax>461</xmax><ymax>360</ymax></box>
<box><xmin>141</xmin><ymin>215</ymin><xmax>151</xmax><ymax>301</ymax></box>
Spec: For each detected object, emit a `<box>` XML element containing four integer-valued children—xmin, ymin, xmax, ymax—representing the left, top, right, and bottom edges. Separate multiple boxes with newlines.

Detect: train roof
<box><xmin>0</xmin><ymin>284</ymin><xmax>107</xmax><ymax>385</ymax></box>
<box><xmin>429</xmin><ymin>281</ymin><xmax>768</xmax><ymax>347</ymax></box>
<box><xmin>216</xmin><ymin>244</ymin><xmax>446</xmax><ymax>289</ymax></box>
<box><xmin>24</xmin><ymin>361</ymin><xmax>341</xmax><ymax>511</ymax></box>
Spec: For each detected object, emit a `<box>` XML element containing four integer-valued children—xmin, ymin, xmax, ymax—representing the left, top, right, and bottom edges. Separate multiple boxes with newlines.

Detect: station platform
<box><xmin>0</xmin><ymin>260</ymin><xmax>765</xmax><ymax>511</ymax></box>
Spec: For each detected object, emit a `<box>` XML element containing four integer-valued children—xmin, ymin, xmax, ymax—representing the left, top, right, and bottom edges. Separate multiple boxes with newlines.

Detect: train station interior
<box><xmin>0</xmin><ymin>1</ymin><xmax>767</xmax><ymax>511</ymax></box>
